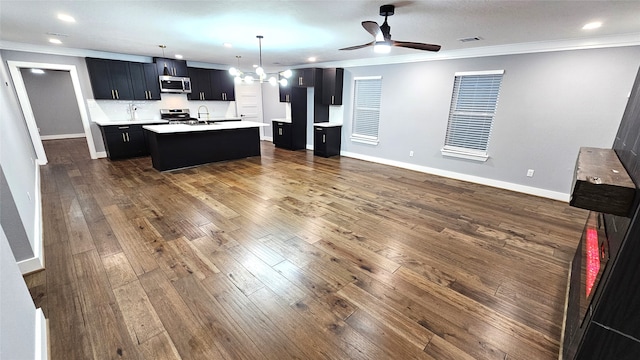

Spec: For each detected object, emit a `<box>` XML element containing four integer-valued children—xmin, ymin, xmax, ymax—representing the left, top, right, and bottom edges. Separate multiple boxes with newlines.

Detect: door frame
<box><xmin>7</xmin><ymin>61</ymin><xmax>97</xmax><ymax>164</ymax></box>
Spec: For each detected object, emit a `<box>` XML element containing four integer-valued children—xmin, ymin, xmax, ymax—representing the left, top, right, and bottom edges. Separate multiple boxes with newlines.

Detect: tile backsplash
<box><xmin>87</xmin><ymin>93</ymin><xmax>237</xmax><ymax>123</ymax></box>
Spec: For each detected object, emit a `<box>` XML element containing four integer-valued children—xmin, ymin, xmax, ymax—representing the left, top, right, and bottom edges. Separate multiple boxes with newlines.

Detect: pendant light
<box><xmin>228</xmin><ymin>35</ymin><xmax>292</xmax><ymax>86</ymax></box>
<box><xmin>158</xmin><ymin>44</ymin><xmax>170</xmax><ymax>76</ymax></box>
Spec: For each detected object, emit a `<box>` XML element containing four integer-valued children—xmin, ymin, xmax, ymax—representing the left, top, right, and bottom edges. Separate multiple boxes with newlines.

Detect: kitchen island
<box><xmin>143</xmin><ymin>121</ymin><xmax>267</xmax><ymax>171</ymax></box>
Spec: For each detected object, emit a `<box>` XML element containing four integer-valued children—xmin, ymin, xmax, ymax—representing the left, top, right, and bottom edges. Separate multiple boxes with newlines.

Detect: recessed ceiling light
<box><xmin>308</xmin><ymin>57</ymin><xmax>317</xmax><ymax>62</ymax></box>
<box><xmin>49</xmin><ymin>38</ymin><xmax>62</xmax><ymax>44</ymax></box>
<box><xmin>57</xmin><ymin>13</ymin><xmax>75</xmax><ymax>23</ymax></box>
<box><xmin>175</xmin><ymin>54</ymin><xmax>183</xmax><ymax>59</ymax></box>
<box><xmin>31</xmin><ymin>69</ymin><xmax>45</xmax><ymax>75</ymax></box>
<box><xmin>223</xmin><ymin>43</ymin><xmax>232</xmax><ymax>48</ymax></box>
<box><xmin>583</xmin><ymin>21</ymin><xmax>602</xmax><ymax>30</ymax></box>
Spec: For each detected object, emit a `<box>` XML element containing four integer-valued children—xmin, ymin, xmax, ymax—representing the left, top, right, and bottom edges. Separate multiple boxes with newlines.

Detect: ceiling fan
<box><xmin>340</xmin><ymin>4</ymin><xmax>441</xmax><ymax>53</ymax></box>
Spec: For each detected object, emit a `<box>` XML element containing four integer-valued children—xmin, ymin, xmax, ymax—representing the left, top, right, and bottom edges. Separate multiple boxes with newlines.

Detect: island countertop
<box><xmin>143</xmin><ymin>121</ymin><xmax>268</xmax><ymax>134</ymax></box>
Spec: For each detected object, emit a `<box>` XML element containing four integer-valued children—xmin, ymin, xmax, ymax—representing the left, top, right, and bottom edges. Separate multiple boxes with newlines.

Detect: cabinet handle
<box><xmin>115</xmin><ymin>89</ymin><xmax>119</xmax><ymax>99</ymax></box>
<box><xmin>299</xmin><ymin>77</ymin><xmax>302</xmax><ymax>86</ymax></box>
<box><xmin>111</xmin><ymin>90</ymin><xmax>115</xmax><ymax>99</ymax></box>
<box><xmin>323</xmin><ymin>134</ymin><xmax>326</xmax><ymax>143</ymax></box>
<box><xmin>286</xmin><ymin>94</ymin><xmax>289</xmax><ymax>102</ymax></box>
<box><xmin>331</xmin><ymin>95</ymin><xmax>335</xmax><ymax>104</ymax></box>
<box><xmin>278</xmin><ymin>128</ymin><xmax>282</xmax><ymax>136</ymax></box>
<box><xmin>223</xmin><ymin>93</ymin><xmax>226</xmax><ymax>101</ymax></box>
<box><xmin>118</xmin><ymin>126</ymin><xmax>130</xmax><ymax>129</ymax></box>
<box><xmin>126</xmin><ymin>133</ymin><xmax>130</xmax><ymax>142</ymax></box>
<box><xmin>122</xmin><ymin>133</ymin><xmax>126</xmax><ymax>142</ymax></box>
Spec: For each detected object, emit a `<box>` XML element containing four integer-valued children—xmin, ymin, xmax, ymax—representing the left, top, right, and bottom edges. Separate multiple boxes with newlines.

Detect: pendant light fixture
<box><xmin>158</xmin><ymin>44</ymin><xmax>170</xmax><ymax>76</ymax></box>
<box><xmin>229</xmin><ymin>35</ymin><xmax>291</xmax><ymax>86</ymax></box>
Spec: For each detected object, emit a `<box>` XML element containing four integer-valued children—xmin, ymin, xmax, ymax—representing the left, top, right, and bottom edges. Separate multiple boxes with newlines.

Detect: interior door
<box><xmin>234</xmin><ymin>82</ymin><xmax>264</xmax><ymax>137</ymax></box>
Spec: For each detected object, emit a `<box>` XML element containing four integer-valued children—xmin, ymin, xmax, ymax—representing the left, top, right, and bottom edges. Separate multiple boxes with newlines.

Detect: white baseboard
<box><xmin>339</xmin><ymin>150</ymin><xmax>570</xmax><ymax>202</ymax></box>
<box><xmin>18</xmin><ymin>256</ymin><xmax>44</xmax><ymax>274</ymax></box>
<box><xmin>40</xmin><ymin>133</ymin><xmax>85</xmax><ymax>140</ymax></box>
<box><xmin>19</xmin><ymin>162</ymin><xmax>45</xmax><ymax>275</ymax></box>
<box><xmin>35</xmin><ymin>308</ymin><xmax>49</xmax><ymax>360</ymax></box>
<box><xmin>95</xmin><ymin>151</ymin><xmax>107</xmax><ymax>158</ymax></box>
<box><xmin>262</xmin><ymin>136</ymin><xmax>273</xmax><ymax>142</ymax></box>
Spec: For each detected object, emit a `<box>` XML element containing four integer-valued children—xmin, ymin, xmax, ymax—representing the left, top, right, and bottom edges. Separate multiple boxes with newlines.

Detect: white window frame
<box><xmin>441</xmin><ymin>70</ymin><xmax>504</xmax><ymax>162</ymax></box>
<box><xmin>351</xmin><ymin>76</ymin><xmax>382</xmax><ymax>145</ymax></box>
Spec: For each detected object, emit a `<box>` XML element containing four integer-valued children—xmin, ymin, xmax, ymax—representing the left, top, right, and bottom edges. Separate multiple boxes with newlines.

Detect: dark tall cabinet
<box><xmin>273</xmin><ymin>87</ymin><xmax>307</xmax><ymax>150</ymax></box>
<box><xmin>563</xmin><ymin>66</ymin><xmax>640</xmax><ymax>359</ymax></box>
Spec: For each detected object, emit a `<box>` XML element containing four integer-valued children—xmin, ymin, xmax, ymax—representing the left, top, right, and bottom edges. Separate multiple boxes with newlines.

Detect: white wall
<box><xmin>337</xmin><ymin>46</ymin><xmax>640</xmax><ymax>198</ymax></box>
<box><xmin>0</xmin><ymin>224</ymin><xmax>39</xmax><ymax>360</ymax></box>
<box><xmin>0</xmin><ymin>52</ymin><xmax>38</xmax><ymax>263</ymax></box>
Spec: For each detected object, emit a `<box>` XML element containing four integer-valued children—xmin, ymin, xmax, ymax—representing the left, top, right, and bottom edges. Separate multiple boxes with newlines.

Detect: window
<box><xmin>351</xmin><ymin>76</ymin><xmax>382</xmax><ymax>145</ymax></box>
<box><xmin>442</xmin><ymin>70</ymin><xmax>504</xmax><ymax>162</ymax></box>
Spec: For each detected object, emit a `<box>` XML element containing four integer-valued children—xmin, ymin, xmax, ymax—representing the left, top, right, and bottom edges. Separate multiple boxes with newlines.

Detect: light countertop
<box><xmin>272</xmin><ymin>118</ymin><xmax>292</xmax><ymax>123</ymax></box>
<box><xmin>143</xmin><ymin>121</ymin><xmax>268</xmax><ymax>134</ymax></box>
<box><xmin>314</xmin><ymin>122</ymin><xmax>343</xmax><ymax>128</ymax></box>
<box><xmin>94</xmin><ymin>119</ymin><xmax>168</xmax><ymax>126</ymax></box>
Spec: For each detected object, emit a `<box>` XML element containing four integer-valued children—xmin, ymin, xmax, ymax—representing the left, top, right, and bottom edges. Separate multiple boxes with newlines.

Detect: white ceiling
<box><xmin>1</xmin><ymin>1</ymin><xmax>640</xmax><ymax>72</ymax></box>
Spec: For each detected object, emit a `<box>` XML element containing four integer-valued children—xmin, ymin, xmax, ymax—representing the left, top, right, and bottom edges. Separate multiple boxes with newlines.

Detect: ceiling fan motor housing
<box><xmin>380</xmin><ymin>4</ymin><xmax>395</xmax><ymax>17</ymax></box>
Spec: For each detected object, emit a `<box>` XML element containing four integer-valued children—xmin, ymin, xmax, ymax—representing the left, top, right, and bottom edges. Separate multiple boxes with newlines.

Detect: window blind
<box><xmin>443</xmin><ymin>71</ymin><xmax>503</xmax><ymax>160</ymax></box>
<box><xmin>352</xmin><ymin>77</ymin><xmax>382</xmax><ymax>144</ymax></box>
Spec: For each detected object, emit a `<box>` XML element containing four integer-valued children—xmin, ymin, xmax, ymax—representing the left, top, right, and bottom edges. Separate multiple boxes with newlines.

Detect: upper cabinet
<box><xmin>293</xmin><ymin>68</ymin><xmax>317</xmax><ymax>87</ymax></box>
<box><xmin>188</xmin><ymin>67</ymin><xmax>213</xmax><ymax>101</ymax></box>
<box><xmin>210</xmin><ymin>70</ymin><xmax>235</xmax><ymax>101</ymax></box>
<box><xmin>321</xmin><ymin>68</ymin><xmax>344</xmax><ymax>106</ymax></box>
<box><xmin>129</xmin><ymin>62</ymin><xmax>161</xmax><ymax>100</ymax></box>
<box><xmin>187</xmin><ymin>67</ymin><xmax>235</xmax><ymax>101</ymax></box>
<box><xmin>153</xmin><ymin>57</ymin><xmax>188</xmax><ymax>77</ymax></box>
<box><xmin>86</xmin><ymin>58</ymin><xmax>134</xmax><ymax>100</ymax></box>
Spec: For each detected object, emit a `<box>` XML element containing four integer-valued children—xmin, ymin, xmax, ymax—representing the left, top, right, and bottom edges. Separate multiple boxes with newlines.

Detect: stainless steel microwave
<box><xmin>159</xmin><ymin>75</ymin><xmax>192</xmax><ymax>94</ymax></box>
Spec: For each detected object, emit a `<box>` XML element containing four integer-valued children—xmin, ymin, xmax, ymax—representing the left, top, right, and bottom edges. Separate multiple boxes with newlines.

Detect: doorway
<box><xmin>7</xmin><ymin>61</ymin><xmax>97</xmax><ymax>165</ymax></box>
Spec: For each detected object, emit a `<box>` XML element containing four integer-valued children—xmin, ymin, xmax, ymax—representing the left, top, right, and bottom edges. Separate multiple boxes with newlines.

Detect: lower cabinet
<box><xmin>99</xmin><ymin>124</ymin><xmax>150</xmax><ymax>160</ymax></box>
<box><xmin>273</xmin><ymin>121</ymin><xmax>293</xmax><ymax>149</ymax></box>
<box><xmin>314</xmin><ymin>125</ymin><xmax>341</xmax><ymax>157</ymax></box>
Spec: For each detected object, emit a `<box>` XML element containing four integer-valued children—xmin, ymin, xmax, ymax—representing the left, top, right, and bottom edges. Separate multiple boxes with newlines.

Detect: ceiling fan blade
<box><xmin>361</xmin><ymin>21</ymin><xmax>381</xmax><ymax>37</ymax></box>
<box><xmin>392</xmin><ymin>41</ymin><xmax>441</xmax><ymax>52</ymax></box>
<box><xmin>339</xmin><ymin>41</ymin><xmax>375</xmax><ymax>51</ymax></box>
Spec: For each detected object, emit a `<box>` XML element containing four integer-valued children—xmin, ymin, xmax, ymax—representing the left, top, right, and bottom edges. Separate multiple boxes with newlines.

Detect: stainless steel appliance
<box><xmin>159</xmin><ymin>76</ymin><xmax>192</xmax><ymax>94</ymax></box>
<box><xmin>160</xmin><ymin>109</ymin><xmax>199</xmax><ymax>124</ymax></box>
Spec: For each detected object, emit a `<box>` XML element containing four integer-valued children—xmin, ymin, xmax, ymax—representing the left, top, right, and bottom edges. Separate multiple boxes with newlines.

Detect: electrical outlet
<box><xmin>527</xmin><ymin>169</ymin><xmax>535</xmax><ymax>177</ymax></box>
<box><xmin>409</xmin><ymin>151</ymin><xmax>414</xmax><ymax>157</ymax></box>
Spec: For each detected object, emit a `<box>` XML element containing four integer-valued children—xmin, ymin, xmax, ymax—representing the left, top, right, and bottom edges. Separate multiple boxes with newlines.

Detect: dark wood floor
<box><xmin>26</xmin><ymin>138</ymin><xmax>587</xmax><ymax>360</ymax></box>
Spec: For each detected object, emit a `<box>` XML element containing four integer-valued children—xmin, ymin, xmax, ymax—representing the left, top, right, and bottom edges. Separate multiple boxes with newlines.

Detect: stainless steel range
<box><xmin>160</xmin><ymin>109</ymin><xmax>199</xmax><ymax>124</ymax></box>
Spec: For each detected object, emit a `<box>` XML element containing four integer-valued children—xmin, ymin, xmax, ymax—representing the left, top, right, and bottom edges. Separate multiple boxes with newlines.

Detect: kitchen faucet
<box><xmin>197</xmin><ymin>105</ymin><xmax>210</xmax><ymax>120</ymax></box>
<box><xmin>127</xmin><ymin>103</ymin><xmax>138</xmax><ymax>121</ymax></box>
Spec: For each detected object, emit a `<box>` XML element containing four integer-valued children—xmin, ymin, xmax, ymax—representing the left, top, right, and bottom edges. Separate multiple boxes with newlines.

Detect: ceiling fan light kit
<box><xmin>340</xmin><ymin>4</ymin><xmax>441</xmax><ymax>53</ymax></box>
<box><xmin>229</xmin><ymin>35</ymin><xmax>292</xmax><ymax>86</ymax></box>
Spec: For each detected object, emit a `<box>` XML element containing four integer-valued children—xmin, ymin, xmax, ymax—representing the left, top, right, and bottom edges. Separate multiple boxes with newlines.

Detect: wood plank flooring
<box><xmin>25</xmin><ymin>138</ymin><xmax>587</xmax><ymax>359</ymax></box>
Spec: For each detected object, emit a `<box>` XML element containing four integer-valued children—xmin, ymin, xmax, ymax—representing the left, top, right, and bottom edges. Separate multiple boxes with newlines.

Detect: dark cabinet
<box><xmin>154</xmin><ymin>57</ymin><xmax>188</xmax><ymax>77</ymax></box>
<box><xmin>129</xmin><ymin>62</ymin><xmax>161</xmax><ymax>100</ymax></box>
<box><xmin>188</xmin><ymin>67</ymin><xmax>213</xmax><ymax>101</ymax></box>
<box><xmin>293</xmin><ymin>68</ymin><xmax>316</xmax><ymax>87</ymax></box>
<box><xmin>273</xmin><ymin>87</ymin><xmax>307</xmax><ymax>150</ymax></box>
<box><xmin>322</xmin><ymin>68</ymin><xmax>344</xmax><ymax>105</ymax></box>
<box><xmin>99</xmin><ymin>124</ymin><xmax>150</xmax><ymax>160</ymax></box>
<box><xmin>187</xmin><ymin>68</ymin><xmax>235</xmax><ymax>101</ymax></box>
<box><xmin>86</xmin><ymin>58</ymin><xmax>134</xmax><ymax>100</ymax></box>
<box><xmin>210</xmin><ymin>70</ymin><xmax>235</xmax><ymax>101</ymax></box>
<box><xmin>314</xmin><ymin>125</ymin><xmax>341</xmax><ymax>157</ymax></box>
<box><xmin>272</xmin><ymin>121</ymin><xmax>293</xmax><ymax>149</ymax></box>
<box><xmin>279</xmin><ymin>81</ymin><xmax>292</xmax><ymax>102</ymax></box>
